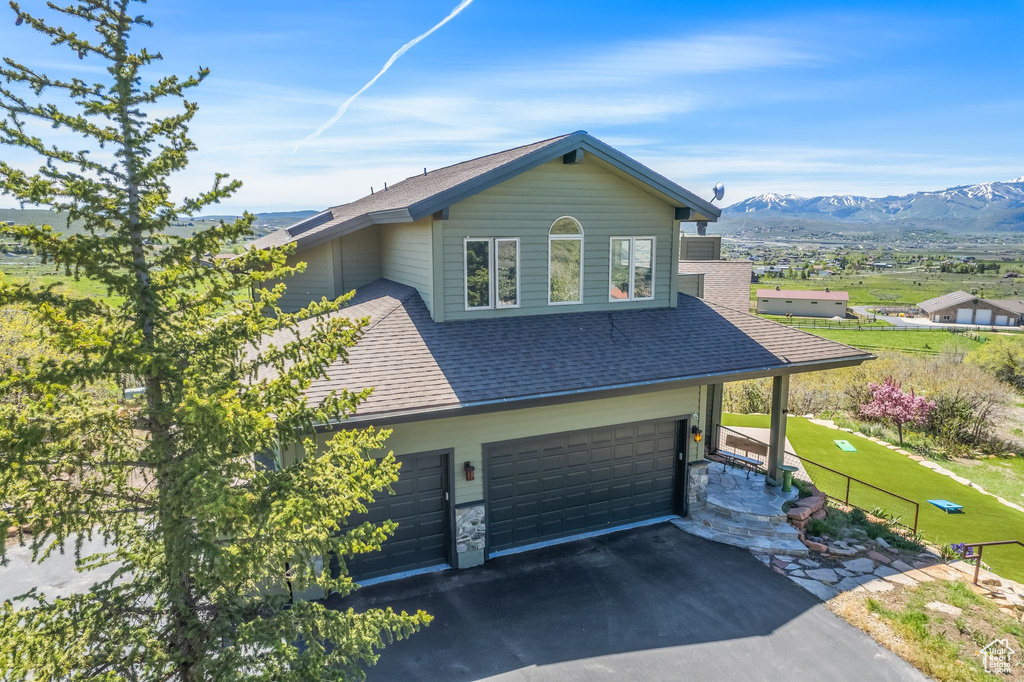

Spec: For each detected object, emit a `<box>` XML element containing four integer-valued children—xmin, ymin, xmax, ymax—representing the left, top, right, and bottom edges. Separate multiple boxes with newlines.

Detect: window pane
<box><xmin>633</xmin><ymin>238</ymin><xmax>653</xmax><ymax>299</ymax></box>
<box><xmin>610</xmin><ymin>238</ymin><xmax>630</xmax><ymax>299</ymax></box>
<box><xmin>550</xmin><ymin>216</ymin><xmax>582</xmax><ymax>235</ymax></box>
<box><xmin>465</xmin><ymin>240</ymin><xmax>490</xmax><ymax>308</ymax></box>
<box><xmin>549</xmin><ymin>238</ymin><xmax>581</xmax><ymax>303</ymax></box>
<box><xmin>495</xmin><ymin>239</ymin><xmax>518</xmax><ymax>307</ymax></box>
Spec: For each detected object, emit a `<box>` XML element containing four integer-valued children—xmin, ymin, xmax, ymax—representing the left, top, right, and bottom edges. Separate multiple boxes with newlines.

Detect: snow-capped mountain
<box><xmin>725</xmin><ymin>177</ymin><xmax>1024</xmax><ymax>230</ymax></box>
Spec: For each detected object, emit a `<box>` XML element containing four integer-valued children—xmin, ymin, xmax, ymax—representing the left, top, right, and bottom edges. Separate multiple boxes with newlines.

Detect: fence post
<box><xmin>974</xmin><ymin>546</ymin><xmax>983</xmax><ymax>585</ymax></box>
<box><xmin>912</xmin><ymin>504</ymin><xmax>918</xmax><ymax>535</ymax></box>
<box><xmin>845</xmin><ymin>478</ymin><xmax>851</xmax><ymax>506</ymax></box>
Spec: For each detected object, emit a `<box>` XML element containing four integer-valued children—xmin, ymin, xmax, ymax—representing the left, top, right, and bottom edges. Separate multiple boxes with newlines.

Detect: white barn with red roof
<box><xmin>756</xmin><ymin>287</ymin><xmax>849</xmax><ymax>318</ymax></box>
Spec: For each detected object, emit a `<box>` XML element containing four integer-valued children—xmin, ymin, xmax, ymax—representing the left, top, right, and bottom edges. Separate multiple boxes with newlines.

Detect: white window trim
<box><xmin>547</xmin><ymin>216</ymin><xmax>584</xmax><ymax>306</ymax></box>
<box><xmin>608</xmin><ymin>236</ymin><xmax>656</xmax><ymax>302</ymax></box>
<box><xmin>463</xmin><ymin>237</ymin><xmax>520</xmax><ymax>311</ymax></box>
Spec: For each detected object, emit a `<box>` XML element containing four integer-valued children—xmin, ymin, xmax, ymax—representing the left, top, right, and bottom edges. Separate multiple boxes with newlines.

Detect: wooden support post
<box><xmin>767</xmin><ymin>374</ymin><xmax>789</xmax><ymax>486</ymax></box>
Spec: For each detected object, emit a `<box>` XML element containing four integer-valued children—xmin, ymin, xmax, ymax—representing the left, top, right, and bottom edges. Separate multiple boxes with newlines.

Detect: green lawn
<box><xmin>800</xmin><ymin>328</ymin><xmax>983</xmax><ymax>354</ymax></box>
<box><xmin>723</xmin><ymin>414</ymin><xmax>1024</xmax><ymax>582</ymax></box>
<box><xmin>939</xmin><ymin>456</ymin><xmax>1024</xmax><ymax>507</ymax></box>
<box><xmin>1</xmin><ymin>258</ymin><xmax>118</xmax><ymax>302</ymax></box>
<box><xmin>752</xmin><ymin>268</ymin><xmax>1024</xmax><ymax>307</ymax></box>
<box><xmin>758</xmin><ymin>313</ymin><xmax>892</xmax><ymax>328</ymax></box>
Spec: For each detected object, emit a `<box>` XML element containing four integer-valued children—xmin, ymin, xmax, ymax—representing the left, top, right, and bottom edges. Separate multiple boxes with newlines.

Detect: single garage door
<box><xmin>342</xmin><ymin>450</ymin><xmax>450</xmax><ymax>580</ymax></box>
<box><xmin>956</xmin><ymin>308</ymin><xmax>973</xmax><ymax>324</ymax></box>
<box><xmin>486</xmin><ymin>419</ymin><xmax>682</xmax><ymax>553</ymax></box>
<box><xmin>996</xmin><ymin>315</ymin><xmax>1009</xmax><ymax>326</ymax></box>
<box><xmin>975</xmin><ymin>309</ymin><xmax>992</xmax><ymax>325</ymax></box>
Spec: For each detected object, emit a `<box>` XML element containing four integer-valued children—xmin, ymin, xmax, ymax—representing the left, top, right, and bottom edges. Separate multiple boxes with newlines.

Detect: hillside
<box><xmin>721</xmin><ymin>177</ymin><xmax>1024</xmax><ymax>234</ymax></box>
<box><xmin>0</xmin><ymin>208</ymin><xmax>314</xmax><ymax>237</ymax></box>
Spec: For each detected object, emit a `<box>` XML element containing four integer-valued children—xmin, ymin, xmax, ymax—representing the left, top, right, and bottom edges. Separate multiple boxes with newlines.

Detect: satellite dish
<box><xmin>711</xmin><ymin>182</ymin><xmax>725</xmax><ymax>202</ymax></box>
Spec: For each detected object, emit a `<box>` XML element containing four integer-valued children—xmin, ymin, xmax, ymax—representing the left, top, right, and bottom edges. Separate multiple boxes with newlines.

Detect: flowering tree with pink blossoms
<box><xmin>859</xmin><ymin>377</ymin><xmax>936</xmax><ymax>446</ymax></box>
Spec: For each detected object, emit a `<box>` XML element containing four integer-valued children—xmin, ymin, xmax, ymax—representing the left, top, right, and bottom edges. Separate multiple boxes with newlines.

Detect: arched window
<box><xmin>548</xmin><ymin>216</ymin><xmax>583</xmax><ymax>304</ymax></box>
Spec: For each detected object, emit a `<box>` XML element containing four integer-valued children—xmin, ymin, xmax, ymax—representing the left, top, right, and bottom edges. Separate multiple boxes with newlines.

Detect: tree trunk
<box><xmin>897</xmin><ymin>422</ymin><xmax>904</xmax><ymax>446</ymax></box>
<box><xmin>112</xmin><ymin>7</ymin><xmax>197</xmax><ymax>675</ymax></box>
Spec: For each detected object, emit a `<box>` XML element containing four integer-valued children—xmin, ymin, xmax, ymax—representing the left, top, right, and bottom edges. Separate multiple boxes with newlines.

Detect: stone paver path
<box><xmin>755</xmin><ymin>544</ymin><xmax>1024</xmax><ymax>620</ymax></box>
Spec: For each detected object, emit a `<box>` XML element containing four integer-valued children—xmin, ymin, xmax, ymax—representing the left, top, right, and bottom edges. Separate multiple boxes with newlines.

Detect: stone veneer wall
<box><xmin>455</xmin><ymin>503</ymin><xmax>485</xmax><ymax>556</ymax></box>
<box><xmin>687</xmin><ymin>460</ymin><xmax>709</xmax><ymax>511</ymax></box>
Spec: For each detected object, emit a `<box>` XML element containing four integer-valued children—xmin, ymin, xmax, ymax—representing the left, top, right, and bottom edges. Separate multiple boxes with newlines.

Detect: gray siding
<box><xmin>380</xmin><ymin>219</ymin><xmax>434</xmax><ymax>314</ymax></box>
<box><xmin>440</xmin><ymin>157</ymin><xmax>677</xmax><ymax>320</ymax></box>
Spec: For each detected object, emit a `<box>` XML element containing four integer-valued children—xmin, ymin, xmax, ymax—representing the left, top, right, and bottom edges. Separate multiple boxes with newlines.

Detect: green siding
<box><xmin>380</xmin><ymin>219</ymin><xmax>433</xmax><ymax>315</ymax></box>
<box><xmin>440</xmin><ymin>157</ymin><xmax>677</xmax><ymax>321</ymax></box>
<box><xmin>286</xmin><ymin>386</ymin><xmax>701</xmax><ymax>508</ymax></box>
<box><xmin>337</xmin><ymin>228</ymin><xmax>382</xmax><ymax>293</ymax></box>
<box><xmin>267</xmin><ymin>240</ymin><xmax>336</xmax><ymax>313</ymax></box>
<box><xmin>680</xmin><ymin>234</ymin><xmax>721</xmax><ymax>261</ymax></box>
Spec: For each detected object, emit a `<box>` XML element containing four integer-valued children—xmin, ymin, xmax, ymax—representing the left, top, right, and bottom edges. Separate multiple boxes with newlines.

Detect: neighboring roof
<box><xmin>679</xmin><ymin>260</ymin><xmax>752</xmax><ymax>312</ymax></box>
<box><xmin>259</xmin><ymin>279</ymin><xmax>872</xmax><ymax>424</ymax></box>
<box><xmin>249</xmin><ymin>131</ymin><xmax>721</xmax><ymax>252</ymax></box>
<box><xmin>985</xmin><ymin>299</ymin><xmax>1024</xmax><ymax>315</ymax></box>
<box><xmin>917</xmin><ymin>290</ymin><xmax>975</xmax><ymax>312</ymax></box>
<box><xmin>756</xmin><ymin>289</ymin><xmax>849</xmax><ymax>302</ymax></box>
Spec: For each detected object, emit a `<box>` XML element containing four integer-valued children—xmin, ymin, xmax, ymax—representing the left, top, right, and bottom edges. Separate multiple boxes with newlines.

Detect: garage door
<box><xmin>486</xmin><ymin>419</ymin><xmax>682</xmax><ymax>553</ymax></box>
<box><xmin>956</xmin><ymin>308</ymin><xmax>973</xmax><ymax>324</ymax></box>
<box><xmin>975</xmin><ymin>309</ymin><xmax>992</xmax><ymax>325</ymax></box>
<box><xmin>342</xmin><ymin>451</ymin><xmax>450</xmax><ymax>580</ymax></box>
<box><xmin>996</xmin><ymin>315</ymin><xmax>1009</xmax><ymax>326</ymax></box>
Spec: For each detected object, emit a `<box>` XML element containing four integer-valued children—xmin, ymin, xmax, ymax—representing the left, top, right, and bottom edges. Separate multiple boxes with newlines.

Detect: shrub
<box><xmin>968</xmin><ymin>336</ymin><xmax>1024</xmax><ymax>393</ymax></box>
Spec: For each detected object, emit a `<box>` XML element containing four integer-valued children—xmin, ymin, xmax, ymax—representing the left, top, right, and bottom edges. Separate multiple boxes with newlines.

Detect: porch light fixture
<box><xmin>464</xmin><ymin>461</ymin><xmax>475</xmax><ymax>482</ymax></box>
<box><xmin>691</xmin><ymin>425</ymin><xmax>703</xmax><ymax>443</ymax></box>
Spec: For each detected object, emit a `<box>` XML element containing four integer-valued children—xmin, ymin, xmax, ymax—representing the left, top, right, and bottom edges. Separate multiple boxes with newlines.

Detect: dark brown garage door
<box><xmin>343</xmin><ymin>450</ymin><xmax>450</xmax><ymax>580</ymax></box>
<box><xmin>486</xmin><ymin>419</ymin><xmax>681</xmax><ymax>553</ymax></box>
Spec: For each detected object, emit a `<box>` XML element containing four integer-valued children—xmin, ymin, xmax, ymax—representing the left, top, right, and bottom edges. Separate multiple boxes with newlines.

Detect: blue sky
<box><xmin>3</xmin><ymin>0</ymin><xmax>1024</xmax><ymax>212</ymax></box>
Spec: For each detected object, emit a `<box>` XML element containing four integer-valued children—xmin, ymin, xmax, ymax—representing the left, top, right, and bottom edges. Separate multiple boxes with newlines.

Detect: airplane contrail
<box><xmin>294</xmin><ymin>0</ymin><xmax>477</xmax><ymax>151</ymax></box>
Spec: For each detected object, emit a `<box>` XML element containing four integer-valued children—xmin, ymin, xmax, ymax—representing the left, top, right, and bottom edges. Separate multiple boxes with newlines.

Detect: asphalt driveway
<box><xmin>329</xmin><ymin>524</ymin><xmax>926</xmax><ymax>681</ymax></box>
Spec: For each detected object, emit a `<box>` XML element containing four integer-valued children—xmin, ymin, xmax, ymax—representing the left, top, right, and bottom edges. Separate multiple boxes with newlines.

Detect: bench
<box><xmin>716</xmin><ymin>434</ymin><xmax>768</xmax><ymax>478</ymax></box>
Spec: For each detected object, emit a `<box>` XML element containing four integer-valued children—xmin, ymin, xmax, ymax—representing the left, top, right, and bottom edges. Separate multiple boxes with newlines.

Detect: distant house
<box><xmin>756</xmin><ymin>288</ymin><xmax>849</xmax><ymax>318</ymax></box>
<box><xmin>918</xmin><ymin>291</ymin><xmax>1022</xmax><ymax>326</ymax></box>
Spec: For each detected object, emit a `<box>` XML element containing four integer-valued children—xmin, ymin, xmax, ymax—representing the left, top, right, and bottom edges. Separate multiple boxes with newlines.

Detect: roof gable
<box><xmin>250</xmin><ymin>131</ymin><xmax>721</xmax><ymax>252</ymax></box>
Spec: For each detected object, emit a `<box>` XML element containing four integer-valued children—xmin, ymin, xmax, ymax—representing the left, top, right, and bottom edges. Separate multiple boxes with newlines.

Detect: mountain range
<box><xmin>721</xmin><ymin>177</ymin><xmax>1024</xmax><ymax>233</ymax></box>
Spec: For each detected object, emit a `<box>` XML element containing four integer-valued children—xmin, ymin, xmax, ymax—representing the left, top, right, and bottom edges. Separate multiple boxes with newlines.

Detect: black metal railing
<box><xmin>712</xmin><ymin>425</ymin><xmax>920</xmax><ymax>533</ymax></box>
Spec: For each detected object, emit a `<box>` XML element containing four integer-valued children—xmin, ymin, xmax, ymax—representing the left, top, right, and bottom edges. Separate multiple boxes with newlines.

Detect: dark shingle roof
<box><xmin>678</xmin><ymin>260</ymin><xmax>753</xmax><ymax>312</ymax></box>
<box><xmin>249</xmin><ymin>132</ymin><xmax>721</xmax><ymax>252</ymax></box>
<box><xmin>261</xmin><ymin>279</ymin><xmax>872</xmax><ymax>423</ymax></box>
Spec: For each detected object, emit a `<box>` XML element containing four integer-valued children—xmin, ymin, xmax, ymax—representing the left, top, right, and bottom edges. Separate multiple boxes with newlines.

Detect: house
<box><xmin>252</xmin><ymin>131</ymin><xmax>872</xmax><ymax>584</ymax></box>
<box><xmin>918</xmin><ymin>291</ymin><xmax>1022</xmax><ymax>326</ymax></box>
<box><xmin>755</xmin><ymin>288</ymin><xmax>849</xmax><ymax>318</ymax></box>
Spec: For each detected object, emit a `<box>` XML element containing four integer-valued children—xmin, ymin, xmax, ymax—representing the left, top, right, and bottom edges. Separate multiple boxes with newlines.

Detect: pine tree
<box><xmin>0</xmin><ymin>1</ymin><xmax>429</xmax><ymax>679</ymax></box>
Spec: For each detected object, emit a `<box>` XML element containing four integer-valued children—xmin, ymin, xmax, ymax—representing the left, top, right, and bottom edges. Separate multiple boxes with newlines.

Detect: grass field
<box><xmin>939</xmin><ymin>456</ymin><xmax>1024</xmax><ymax>507</ymax></box>
<box><xmin>751</xmin><ymin>267</ymin><xmax>1024</xmax><ymax>307</ymax></box>
<box><xmin>0</xmin><ymin>256</ymin><xmax>118</xmax><ymax>302</ymax></box>
<box><xmin>723</xmin><ymin>414</ymin><xmax>1024</xmax><ymax>582</ymax></box>
<box><xmin>801</xmin><ymin>328</ymin><xmax>984</xmax><ymax>354</ymax></box>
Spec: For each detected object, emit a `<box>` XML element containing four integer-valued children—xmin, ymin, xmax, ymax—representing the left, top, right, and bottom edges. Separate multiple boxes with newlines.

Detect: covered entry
<box><xmin>342</xmin><ymin>450</ymin><xmax>451</xmax><ymax>580</ymax></box>
<box><xmin>485</xmin><ymin>419</ymin><xmax>684</xmax><ymax>553</ymax></box>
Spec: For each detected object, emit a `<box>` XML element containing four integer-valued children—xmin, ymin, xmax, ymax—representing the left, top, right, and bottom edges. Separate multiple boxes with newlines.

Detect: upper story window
<box><xmin>465</xmin><ymin>237</ymin><xmax>519</xmax><ymax>310</ymax></box>
<box><xmin>609</xmin><ymin>236</ymin><xmax>655</xmax><ymax>301</ymax></box>
<box><xmin>548</xmin><ymin>216</ymin><xmax>584</xmax><ymax>305</ymax></box>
